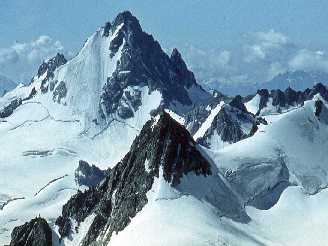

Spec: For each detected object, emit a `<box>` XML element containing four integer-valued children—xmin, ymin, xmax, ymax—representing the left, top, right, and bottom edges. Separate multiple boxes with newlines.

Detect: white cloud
<box><xmin>180</xmin><ymin>29</ymin><xmax>328</xmax><ymax>92</ymax></box>
<box><xmin>0</xmin><ymin>35</ymin><xmax>65</xmax><ymax>83</ymax></box>
<box><xmin>217</xmin><ymin>50</ymin><xmax>231</xmax><ymax>66</ymax></box>
<box><xmin>244</xmin><ymin>30</ymin><xmax>292</xmax><ymax>63</ymax></box>
<box><xmin>289</xmin><ymin>49</ymin><xmax>328</xmax><ymax>72</ymax></box>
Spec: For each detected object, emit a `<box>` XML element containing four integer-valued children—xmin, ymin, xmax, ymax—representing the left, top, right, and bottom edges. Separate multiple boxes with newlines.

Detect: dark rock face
<box><xmin>38</xmin><ymin>54</ymin><xmax>67</xmax><ymax>94</ymax></box>
<box><xmin>9</xmin><ymin>217</ymin><xmax>52</xmax><ymax>246</ymax></box>
<box><xmin>253</xmin><ymin>83</ymin><xmax>328</xmax><ymax>115</ymax></box>
<box><xmin>99</xmin><ymin>11</ymin><xmax>209</xmax><ymax>119</ymax></box>
<box><xmin>284</xmin><ymin>87</ymin><xmax>298</xmax><ymax>106</ymax></box>
<box><xmin>52</xmin><ymin>81</ymin><xmax>67</xmax><ymax>103</ymax></box>
<box><xmin>55</xmin><ymin>188</ymin><xmax>103</xmax><ymax>239</ymax></box>
<box><xmin>229</xmin><ymin>95</ymin><xmax>248</xmax><ymax>113</ymax></box>
<box><xmin>307</xmin><ymin>83</ymin><xmax>328</xmax><ymax>101</ymax></box>
<box><xmin>198</xmin><ymin>104</ymin><xmax>255</xmax><ymax>147</ymax></box>
<box><xmin>102</xmin><ymin>22</ymin><xmax>112</xmax><ymax>37</ymax></box>
<box><xmin>0</xmin><ymin>98</ymin><xmax>22</xmax><ymax>118</ymax></box>
<box><xmin>25</xmin><ymin>87</ymin><xmax>37</xmax><ymax>101</ymax></box>
<box><xmin>257</xmin><ymin>89</ymin><xmax>269</xmax><ymax>114</ymax></box>
<box><xmin>315</xmin><ymin>99</ymin><xmax>328</xmax><ymax>124</ymax></box>
<box><xmin>115</xmin><ymin>88</ymin><xmax>142</xmax><ymax>119</ymax></box>
<box><xmin>37</xmin><ymin>53</ymin><xmax>67</xmax><ymax>79</ymax></box>
<box><xmin>315</xmin><ymin>100</ymin><xmax>323</xmax><ymax>117</ymax></box>
<box><xmin>75</xmin><ymin>160</ymin><xmax>107</xmax><ymax>188</ymax></box>
<box><xmin>271</xmin><ymin>89</ymin><xmax>286</xmax><ymax>108</ymax></box>
<box><xmin>56</xmin><ymin>112</ymin><xmax>212</xmax><ymax>245</ymax></box>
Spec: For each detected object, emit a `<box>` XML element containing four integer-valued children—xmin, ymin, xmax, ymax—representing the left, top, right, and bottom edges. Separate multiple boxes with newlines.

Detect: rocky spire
<box><xmin>229</xmin><ymin>95</ymin><xmax>248</xmax><ymax>113</ymax></box>
<box><xmin>9</xmin><ymin>217</ymin><xmax>52</xmax><ymax>246</ymax></box>
<box><xmin>99</xmin><ymin>12</ymin><xmax>209</xmax><ymax>119</ymax></box>
<box><xmin>102</xmin><ymin>21</ymin><xmax>112</xmax><ymax>37</ymax></box>
<box><xmin>112</xmin><ymin>10</ymin><xmax>142</xmax><ymax>31</ymax></box>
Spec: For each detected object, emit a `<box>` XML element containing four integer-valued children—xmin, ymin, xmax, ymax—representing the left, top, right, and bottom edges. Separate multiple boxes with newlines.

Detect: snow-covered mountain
<box><xmin>0</xmin><ymin>11</ymin><xmax>210</xmax><ymax>244</ymax></box>
<box><xmin>0</xmin><ymin>74</ymin><xmax>16</xmax><ymax>96</ymax></box>
<box><xmin>2</xmin><ymin>11</ymin><xmax>328</xmax><ymax>246</ymax></box>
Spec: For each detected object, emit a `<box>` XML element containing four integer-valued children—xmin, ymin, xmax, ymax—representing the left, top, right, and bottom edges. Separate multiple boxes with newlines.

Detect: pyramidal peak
<box><xmin>1</xmin><ymin>11</ymin><xmax>210</xmax><ymax>129</ymax></box>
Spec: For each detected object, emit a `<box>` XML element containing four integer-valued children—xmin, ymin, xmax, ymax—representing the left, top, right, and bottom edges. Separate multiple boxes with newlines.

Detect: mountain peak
<box><xmin>170</xmin><ymin>48</ymin><xmax>182</xmax><ymax>60</ymax></box>
<box><xmin>170</xmin><ymin>48</ymin><xmax>189</xmax><ymax>76</ymax></box>
<box><xmin>112</xmin><ymin>10</ymin><xmax>142</xmax><ymax>31</ymax></box>
<box><xmin>229</xmin><ymin>95</ymin><xmax>248</xmax><ymax>113</ymax></box>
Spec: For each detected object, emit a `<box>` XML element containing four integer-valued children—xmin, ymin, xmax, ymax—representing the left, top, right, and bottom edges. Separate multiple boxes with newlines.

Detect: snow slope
<box><xmin>193</xmin><ymin>101</ymin><xmax>224</xmax><ymax>140</ymax></box>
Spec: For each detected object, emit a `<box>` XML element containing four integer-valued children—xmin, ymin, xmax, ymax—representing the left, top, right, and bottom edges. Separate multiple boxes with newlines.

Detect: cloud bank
<box><xmin>180</xmin><ymin>30</ymin><xmax>328</xmax><ymax>90</ymax></box>
<box><xmin>0</xmin><ymin>36</ymin><xmax>65</xmax><ymax>83</ymax></box>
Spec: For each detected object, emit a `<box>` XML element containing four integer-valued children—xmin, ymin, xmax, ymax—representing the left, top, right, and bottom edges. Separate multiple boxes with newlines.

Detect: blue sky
<box><xmin>1</xmin><ymin>0</ymin><xmax>328</xmax><ymax>50</ymax></box>
<box><xmin>1</xmin><ymin>0</ymin><xmax>328</xmax><ymax>85</ymax></box>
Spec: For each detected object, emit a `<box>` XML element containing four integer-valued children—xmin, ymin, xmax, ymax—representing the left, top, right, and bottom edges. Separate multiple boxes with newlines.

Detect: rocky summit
<box><xmin>99</xmin><ymin>11</ymin><xmax>209</xmax><ymax>119</ymax></box>
<box><xmin>9</xmin><ymin>217</ymin><xmax>52</xmax><ymax>246</ymax></box>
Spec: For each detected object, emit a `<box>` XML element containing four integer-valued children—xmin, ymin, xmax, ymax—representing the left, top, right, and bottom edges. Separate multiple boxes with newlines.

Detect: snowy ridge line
<box><xmin>0</xmin><ymin>197</ymin><xmax>25</xmax><ymax>210</ymax></box>
<box><xmin>9</xmin><ymin>114</ymin><xmax>50</xmax><ymax>131</ymax></box>
<box><xmin>34</xmin><ymin>175</ymin><xmax>69</xmax><ymax>197</ymax></box>
<box><xmin>90</xmin><ymin>118</ymin><xmax>115</xmax><ymax>140</ymax></box>
<box><xmin>8</xmin><ymin>101</ymin><xmax>80</xmax><ymax>131</ymax></box>
<box><xmin>22</xmin><ymin>101</ymin><xmax>80</xmax><ymax>123</ymax></box>
<box><xmin>113</xmin><ymin>118</ymin><xmax>141</xmax><ymax>132</ymax></box>
<box><xmin>56</xmin><ymin>187</ymin><xmax>79</xmax><ymax>193</ymax></box>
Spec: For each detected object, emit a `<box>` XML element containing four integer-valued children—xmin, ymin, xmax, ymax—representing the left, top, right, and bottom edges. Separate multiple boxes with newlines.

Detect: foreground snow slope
<box><xmin>108</xmin><ymin>185</ymin><xmax>328</xmax><ymax>246</ymax></box>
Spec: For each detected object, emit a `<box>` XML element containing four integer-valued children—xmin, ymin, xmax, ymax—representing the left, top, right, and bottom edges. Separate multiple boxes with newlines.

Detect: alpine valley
<box><xmin>1</xmin><ymin>11</ymin><xmax>328</xmax><ymax>246</ymax></box>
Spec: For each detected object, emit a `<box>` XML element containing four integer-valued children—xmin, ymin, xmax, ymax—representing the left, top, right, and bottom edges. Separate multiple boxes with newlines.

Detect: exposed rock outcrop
<box><xmin>9</xmin><ymin>217</ymin><xmax>52</xmax><ymax>246</ymax></box>
<box><xmin>75</xmin><ymin>160</ymin><xmax>107</xmax><ymax>188</ymax></box>
<box><xmin>315</xmin><ymin>99</ymin><xmax>328</xmax><ymax>124</ymax></box>
<box><xmin>0</xmin><ymin>98</ymin><xmax>22</xmax><ymax>118</ymax></box>
<box><xmin>198</xmin><ymin>97</ymin><xmax>256</xmax><ymax>148</ymax></box>
<box><xmin>37</xmin><ymin>53</ymin><xmax>67</xmax><ymax>80</ymax></box>
<box><xmin>251</xmin><ymin>83</ymin><xmax>328</xmax><ymax>115</ymax></box>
